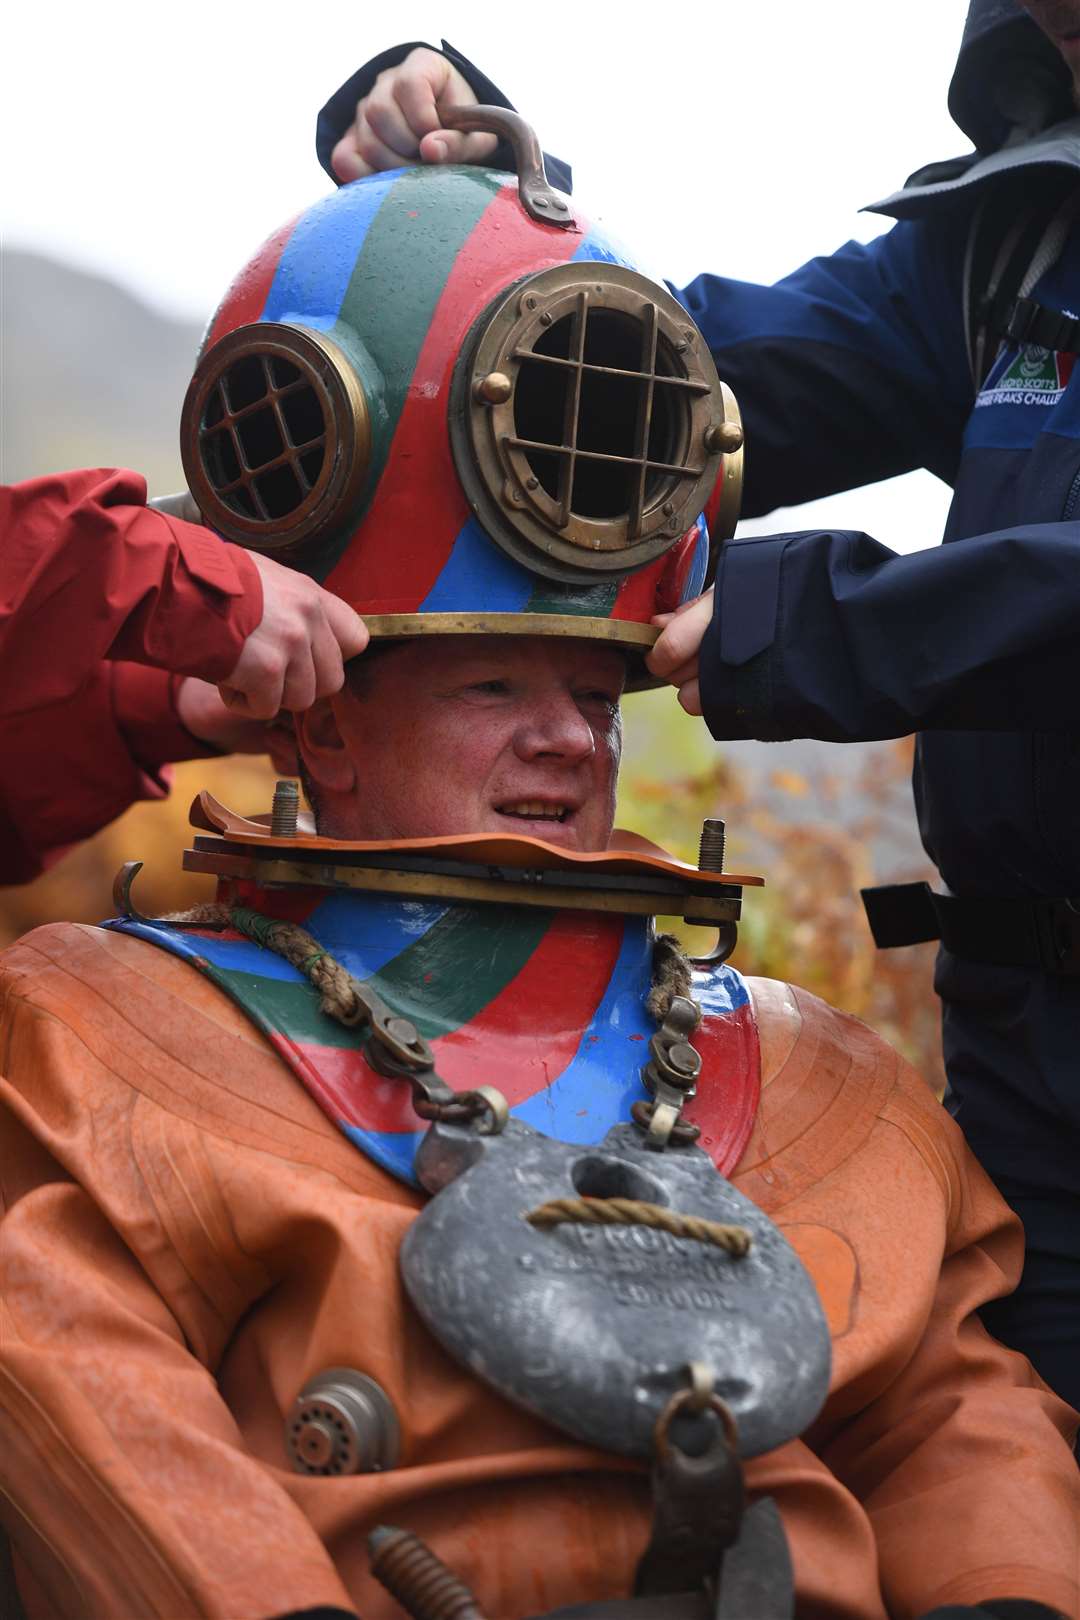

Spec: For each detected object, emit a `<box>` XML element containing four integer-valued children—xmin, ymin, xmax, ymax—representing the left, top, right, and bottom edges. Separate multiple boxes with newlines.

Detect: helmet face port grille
<box><xmin>181</xmin><ymin>323</ymin><xmax>369</xmax><ymax>557</ymax></box>
<box><xmin>513</xmin><ymin>306</ymin><xmax>687</xmax><ymax>524</ymax></box>
<box><xmin>200</xmin><ymin>354</ymin><xmax>327</xmax><ymax>522</ymax></box>
<box><xmin>453</xmin><ymin>263</ymin><xmax>734</xmax><ymax>582</ymax></box>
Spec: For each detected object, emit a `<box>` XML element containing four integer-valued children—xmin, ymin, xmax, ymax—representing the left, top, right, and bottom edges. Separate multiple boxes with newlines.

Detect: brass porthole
<box><xmin>451</xmin><ymin>263</ymin><xmax>735</xmax><ymax>582</ymax></box>
<box><xmin>180</xmin><ymin>322</ymin><xmax>370</xmax><ymax>557</ymax></box>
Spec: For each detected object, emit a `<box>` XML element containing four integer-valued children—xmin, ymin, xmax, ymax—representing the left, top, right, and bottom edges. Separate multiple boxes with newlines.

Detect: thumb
<box><xmin>418</xmin><ymin>128</ymin><xmax>497</xmax><ymax>165</ymax></box>
<box><xmin>646</xmin><ymin>590</ymin><xmax>713</xmax><ymax>677</ymax></box>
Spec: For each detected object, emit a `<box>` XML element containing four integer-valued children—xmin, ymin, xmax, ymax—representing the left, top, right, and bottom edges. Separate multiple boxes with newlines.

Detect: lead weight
<box><xmin>285</xmin><ymin>1367</ymin><xmax>401</xmax><ymax>1476</ymax></box>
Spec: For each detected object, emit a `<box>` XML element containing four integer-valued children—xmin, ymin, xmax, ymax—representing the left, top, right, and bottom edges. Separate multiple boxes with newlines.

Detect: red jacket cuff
<box><xmin>111</xmin><ymin>663</ymin><xmax>221</xmax><ymax>773</ymax></box>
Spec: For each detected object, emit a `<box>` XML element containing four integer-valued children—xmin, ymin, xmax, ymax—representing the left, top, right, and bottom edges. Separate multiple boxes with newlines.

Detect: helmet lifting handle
<box><xmin>441</xmin><ymin>104</ymin><xmax>575</xmax><ymax>230</ymax></box>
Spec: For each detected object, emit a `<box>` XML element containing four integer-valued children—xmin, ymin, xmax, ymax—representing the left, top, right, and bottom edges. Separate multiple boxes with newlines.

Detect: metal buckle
<box><xmin>1037</xmin><ymin>899</ymin><xmax>1080</xmax><ymax>974</ymax></box>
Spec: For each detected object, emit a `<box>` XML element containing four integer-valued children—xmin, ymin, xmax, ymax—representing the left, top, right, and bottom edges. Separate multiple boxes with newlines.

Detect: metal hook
<box><xmin>111</xmin><ymin>860</ymin><xmax>158</xmax><ymax>924</ymax></box>
<box><xmin>689</xmin><ymin>920</ymin><xmax>738</xmax><ymax>969</ymax></box>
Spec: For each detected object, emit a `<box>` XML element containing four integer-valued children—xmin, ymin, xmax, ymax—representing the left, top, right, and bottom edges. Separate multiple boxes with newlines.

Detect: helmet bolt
<box><xmin>553</xmin><ymin>199</ymin><xmax>569</xmax><ymax>211</ymax></box>
<box><xmin>534</xmin><ymin>196</ymin><xmax>550</xmax><ymax>209</ymax></box>
<box><xmin>668</xmin><ymin>1041</ymin><xmax>701</xmax><ymax>1078</ymax></box>
<box><xmin>662</xmin><ymin>501</ymin><xmax>675</xmax><ymax>517</ymax></box>
<box><xmin>270</xmin><ymin>779</ymin><xmax>299</xmax><ymax>839</ymax></box>
<box><xmin>539</xmin><ymin>312</ymin><xmax>553</xmax><ymax>326</ymax></box>
<box><xmin>523</xmin><ymin>294</ymin><xmax>538</xmax><ymax>311</ymax></box>
<box><xmin>705</xmin><ymin>421</ymin><xmax>744</xmax><ymax>455</ymax></box>
<box><xmin>525</xmin><ymin>476</ymin><xmax>540</xmax><ymax>491</ymax></box>
<box><xmin>697</xmin><ymin>817</ymin><xmax>726</xmax><ymax>873</ymax></box>
<box><xmin>474</xmin><ymin>371</ymin><xmax>513</xmax><ymax>405</ymax></box>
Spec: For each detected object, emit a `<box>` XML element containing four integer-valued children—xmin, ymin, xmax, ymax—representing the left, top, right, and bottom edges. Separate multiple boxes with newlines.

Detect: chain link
<box><xmin>634</xmin><ymin>994</ymin><xmax>703</xmax><ymax>1150</ymax></box>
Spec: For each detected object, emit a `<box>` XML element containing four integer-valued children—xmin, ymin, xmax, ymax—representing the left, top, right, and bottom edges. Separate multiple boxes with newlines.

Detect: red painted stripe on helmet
<box><xmin>202</xmin><ymin>214</ymin><xmax>300</xmax><ymax>352</ymax></box>
<box><xmin>325</xmin><ymin>185</ymin><xmax>585</xmax><ymax>610</ymax></box>
<box><xmin>430</xmin><ymin>909</ymin><xmax>623</xmax><ymax>1091</ymax></box>
<box><xmin>609</xmin><ymin>549</ymin><xmax>673</xmax><ymax>622</ymax></box>
<box><xmin>279</xmin><ymin>909</ymin><xmax>624</xmax><ymax>1134</ymax></box>
<box><xmin>224</xmin><ymin>879</ymin><xmax>325</xmax><ymax>928</ymax></box>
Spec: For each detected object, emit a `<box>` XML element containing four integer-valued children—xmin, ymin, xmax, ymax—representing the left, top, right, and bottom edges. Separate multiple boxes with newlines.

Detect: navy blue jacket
<box><xmin>317</xmin><ymin>53</ymin><xmax>1080</xmax><ymax>1200</ymax></box>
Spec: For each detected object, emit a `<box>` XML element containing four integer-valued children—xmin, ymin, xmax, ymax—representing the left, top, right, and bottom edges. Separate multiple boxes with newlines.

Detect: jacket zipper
<box><xmin>1064</xmin><ymin>466</ymin><xmax>1080</xmax><ymax>521</ymax></box>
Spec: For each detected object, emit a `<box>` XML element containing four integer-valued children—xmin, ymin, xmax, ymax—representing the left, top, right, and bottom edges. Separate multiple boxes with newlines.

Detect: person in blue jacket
<box><xmin>313</xmin><ymin>1</ymin><xmax>1080</xmax><ymax>1412</ymax></box>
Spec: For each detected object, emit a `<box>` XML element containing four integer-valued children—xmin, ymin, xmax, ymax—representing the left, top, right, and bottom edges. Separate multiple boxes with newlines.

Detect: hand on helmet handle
<box><xmin>331</xmin><ymin>47</ymin><xmax>497</xmax><ymax>181</ymax></box>
<box><xmin>219</xmin><ymin>551</ymin><xmax>369</xmax><ymax>720</ymax></box>
<box><xmin>646</xmin><ymin>589</ymin><xmax>714</xmax><ymax>716</ymax></box>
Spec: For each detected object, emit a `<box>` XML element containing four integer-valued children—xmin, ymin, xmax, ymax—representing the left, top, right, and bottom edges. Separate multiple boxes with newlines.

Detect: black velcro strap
<box><xmin>861</xmin><ymin>883</ymin><xmax>1080</xmax><ymax>975</ymax></box>
<box><xmin>861</xmin><ymin>882</ymin><xmax>940</xmax><ymax>947</ymax></box>
<box><xmin>1003</xmin><ymin>295</ymin><xmax>1080</xmax><ymax>354</ymax></box>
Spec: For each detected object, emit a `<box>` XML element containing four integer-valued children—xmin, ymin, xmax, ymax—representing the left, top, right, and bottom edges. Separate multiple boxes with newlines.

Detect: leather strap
<box><xmin>861</xmin><ymin>883</ymin><xmax>1080</xmax><ymax>974</ymax></box>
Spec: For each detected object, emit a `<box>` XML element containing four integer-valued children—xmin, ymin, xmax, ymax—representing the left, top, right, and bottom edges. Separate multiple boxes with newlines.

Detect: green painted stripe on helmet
<box><xmin>205</xmin><ymin>966</ymin><xmax>360</xmax><ymax>1048</ymax></box>
<box><xmin>369</xmin><ymin>903</ymin><xmax>551</xmax><ymax>1040</ymax></box>
<box><xmin>190</xmin><ymin>902</ymin><xmax>550</xmax><ymax>1050</ymax></box>
<box><xmin>336</xmin><ymin>166</ymin><xmax>502</xmax><ymax>476</ymax></box>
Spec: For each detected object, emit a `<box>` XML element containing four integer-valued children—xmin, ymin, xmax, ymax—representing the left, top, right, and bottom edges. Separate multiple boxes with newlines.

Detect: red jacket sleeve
<box><xmin>0</xmin><ymin>663</ymin><xmax>224</xmax><ymax>887</ymax></box>
<box><xmin>0</xmin><ymin>467</ymin><xmax>263</xmax><ymax>718</ymax></box>
<box><xmin>0</xmin><ymin>469</ymin><xmax>263</xmax><ymax>885</ymax></box>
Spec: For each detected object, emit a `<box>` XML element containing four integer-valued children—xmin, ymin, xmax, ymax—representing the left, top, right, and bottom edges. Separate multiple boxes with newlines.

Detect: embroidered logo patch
<box><xmin>976</xmin><ymin>342</ymin><xmax>1076</xmax><ymax>410</ymax></box>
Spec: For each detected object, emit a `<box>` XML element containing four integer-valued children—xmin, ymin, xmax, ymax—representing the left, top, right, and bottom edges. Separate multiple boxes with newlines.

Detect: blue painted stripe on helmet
<box><xmin>329</xmin><ymin>941</ymin><xmax>750</xmax><ymax>1188</ymax></box>
<box><xmin>299</xmin><ymin>891</ymin><xmax>452</xmax><ymax>979</ymax></box>
<box><xmin>572</xmin><ymin>231</ymin><xmax>638</xmax><ymax>269</ymax></box>
<box><xmin>344</xmin><ymin>919</ymin><xmax>654</xmax><ymax>1183</ymax></box>
<box><xmin>342</xmin><ymin>1120</ymin><xmax>426</xmax><ymax>1184</ymax></box>
<box><xmin>512</xmin><ymin>919</ymin><xmax>654</xmax><ymax>1143</ymax></box>
<box><xmin>260</xmin><ymin>171</ymin><xmax>406</xmax><ymax>328</ymax></box>
<box><xmin>102</xmin><ymin>917</ymin><xmax>303</xmax><ymax>981</ymax></box>
<box><xmin>101</xmin><ymin>916</ymin><xmax>248</xmax><ymax>962</ymax></box>
<box><xmin>104</xmin><ymin>894</ymin><xmax>454</xmax><ymax>985</ymax></box>
<box><xmin>696</xmin><ymin>961</ymin><xmax>750</xmax><ymax>1016</ymax></box>
<box><xmin>419</xmin><ymin>515</ymin><xmax>535</xmax><ymax>612</ymax></box>
<box><xmin>514</xmin><ymin>949</ymin><xmax>750</xmax><ymax>1142</ymax></box>
<box><xmin>680</xmin><ymin>517</ymin><xmax>710</xmax><ymax>604</ymax></box>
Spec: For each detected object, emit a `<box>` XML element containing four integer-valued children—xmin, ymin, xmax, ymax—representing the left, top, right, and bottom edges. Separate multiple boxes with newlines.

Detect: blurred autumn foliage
<box><xmin>618</xmin><ymin>692</ymin><xmax>946</xmax><ymax>1095</ymax></box>
<box><xmin>0</xmin><ymin>688</ymin><xmax>945</xmax><ymax>1094</ymax></box>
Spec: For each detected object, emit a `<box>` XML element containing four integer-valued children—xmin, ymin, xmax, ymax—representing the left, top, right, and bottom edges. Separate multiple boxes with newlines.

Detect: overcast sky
<box><xmin>4</xmin><ymin>0</ymin><xmax>972</xmax><ymax>548</ymax></box>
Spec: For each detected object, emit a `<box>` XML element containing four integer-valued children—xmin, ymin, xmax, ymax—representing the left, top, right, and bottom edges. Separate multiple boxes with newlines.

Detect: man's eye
<box><xmin>579</xmin><ymin>691</ymin><xmax>620</xmax><ymax>715</ymax></box>
<box><xmin>466</xmin><ymin>679</ymin><xmax>509</xmax><ymax>695</ymax></box>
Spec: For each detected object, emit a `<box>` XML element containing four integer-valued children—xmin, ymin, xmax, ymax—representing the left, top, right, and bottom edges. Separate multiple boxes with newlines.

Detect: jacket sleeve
<box><xmin>0</xmin><ymin>469</ymin><xmax>262</xmax><ymax>882</ymax></box>
<box><xmin>0</xmin><ymin>942</ymin><xmax>359</xmax><ymax>1620</ymax></box>
<box><xmin>0</xmin><ymin>663</ymin><xmax>219</xmax><ymax>888</ymax></box>
<box><xmin>817</xmin><ymin>1072</ymin><xmax>1080</xmax><ymax>1620</ymax></box>
<box><xmin>315</xmin><ymin>41</ymin><xmax>572</xmax><ymax>193</ymax></box>
<box><xmin>671</xmin><ymin>219</ymin><xmax>1080</xmax><ymax>741</ymax></box>
<box><xmin>698</xmin><ymin>521</ymin><xmax>1080</xmax><ymax>739</ymax></box>
<box><xmin>0</xmin><ymin>469</ymin><xmax>262</xmax><ymax>712</ymax></box>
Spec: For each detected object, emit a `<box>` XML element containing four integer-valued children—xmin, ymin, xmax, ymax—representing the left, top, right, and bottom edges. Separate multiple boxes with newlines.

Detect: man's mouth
<box><xmin>495</xmin><ymin>800</ymin><xmax>574</xmax><ymax>824</ymax></box>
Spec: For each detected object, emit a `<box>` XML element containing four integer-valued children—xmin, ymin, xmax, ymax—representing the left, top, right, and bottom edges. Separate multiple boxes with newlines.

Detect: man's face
<box><xmin>310</xmin><ymin>635</ymin><xmax>625</xmax><ymax>851</ymax></box>
<box><xmin>1024</xmin><ymin>2</ymin><xmax>1080</xmax><ymax>86</ymax></box>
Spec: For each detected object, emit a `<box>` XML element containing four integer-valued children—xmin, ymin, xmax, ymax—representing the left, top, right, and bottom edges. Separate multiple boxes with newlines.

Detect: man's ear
<box><xmin>295</xmin><ymin>695</ymin><xmax>357</xmax><ymax>794</ymax></box>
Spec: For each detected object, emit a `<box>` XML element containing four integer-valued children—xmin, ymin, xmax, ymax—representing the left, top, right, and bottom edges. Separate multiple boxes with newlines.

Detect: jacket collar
<box><xmin>864</xmin><ymin>117</ymin><xmax>1080</xmax><ymax>221</ymax></box>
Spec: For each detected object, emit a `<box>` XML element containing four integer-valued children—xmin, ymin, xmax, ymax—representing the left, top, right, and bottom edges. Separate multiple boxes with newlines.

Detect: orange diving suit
<box><xmin>0</xmin><ymin>876</ymin><xmax>1077</xmax><ymax>1620</ymax></box>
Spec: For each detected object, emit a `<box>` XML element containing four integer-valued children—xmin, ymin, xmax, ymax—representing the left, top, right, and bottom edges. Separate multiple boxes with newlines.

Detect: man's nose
<box><xmin>513</xmin><ymin>693</ymin><xmax>596</xmax><ymax>763</ymax></box>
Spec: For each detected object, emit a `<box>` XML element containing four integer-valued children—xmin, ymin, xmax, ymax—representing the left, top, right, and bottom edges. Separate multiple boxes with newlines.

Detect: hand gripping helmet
<box><xmin>180</xmin><ymin>109</ymin><xmax>743</xmax><ymax>683</ymax></box>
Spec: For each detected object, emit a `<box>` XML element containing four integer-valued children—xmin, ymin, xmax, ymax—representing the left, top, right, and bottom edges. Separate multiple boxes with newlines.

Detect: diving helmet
<box><xmin>180</xmin><ymin>108</ymin><xmax>743</xmax><ymax>680</ymax></box>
